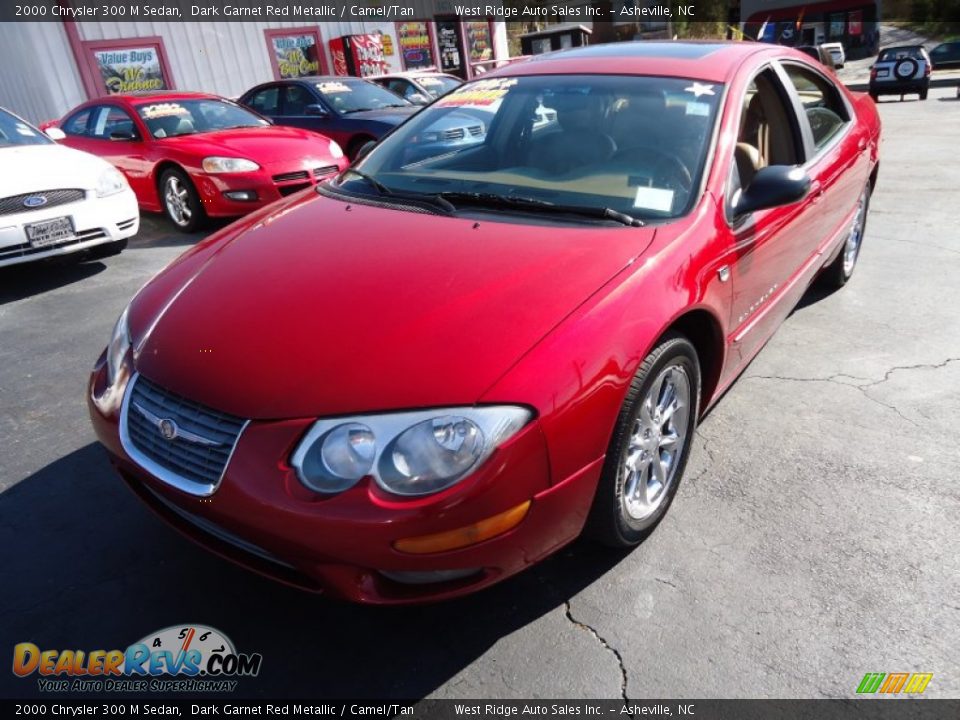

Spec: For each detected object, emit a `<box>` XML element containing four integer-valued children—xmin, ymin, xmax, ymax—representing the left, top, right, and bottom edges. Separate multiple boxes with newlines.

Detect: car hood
<box><xmin>130</xmin><ymin>192</ymin><xmax>655</xmax><ymax>420</ymax></box>
<box><xmin>340</xmin><ymin>106</ymin><xmax>418</xmax><ymax>125</ymax></box>
<box><xmin>166</xmin><ymin>125</ymin><xmax>338</xmax><ymax>164</ymax></box>
<box><xmin>0</xmin><ymin>143</ymin><xmax>111</xmax><ymax>195</ymax></box>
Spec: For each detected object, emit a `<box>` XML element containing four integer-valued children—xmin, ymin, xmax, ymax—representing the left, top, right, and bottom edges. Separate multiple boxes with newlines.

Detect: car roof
<box><xmin>880</xmin><ymin>44</ymin><xmax>926</xmax><ymax>51</ymax></box>
<box><xmin>483</xmin><ymin>41</ymin><xmax>785</xmax><ymax>83</ymax></box>
<box><xmin>119</xmin><ymin>91</ymin><xmax>221</xmax><ymax>105</ymax></box>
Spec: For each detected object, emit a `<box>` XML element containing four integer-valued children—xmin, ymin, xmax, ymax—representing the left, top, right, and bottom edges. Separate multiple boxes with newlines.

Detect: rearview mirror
<box><xmin>45</xmin><ymin>127</ymin><xmax>66</xmax><ymax>141</ymax></box>
<box><xmin>735</xmin><ymin>165</ymin><xmax>811</xmax><ymax>217</ymax></box>
<box><xmin>304</xmin><ymin>104</ymin><xmax>328</xmax><ymax>117</ymax></box>
<box><xmin>408</xmin><ymin>93</ymin><xmax>431</xmax><ymax>105</ymax></box>
<box><xmin>353</xmin><ymin>140</ymin><xmax>376</xmax><ymax>162</ymax></box>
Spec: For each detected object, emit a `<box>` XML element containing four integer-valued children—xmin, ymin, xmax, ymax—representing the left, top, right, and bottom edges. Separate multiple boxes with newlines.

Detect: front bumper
<box><xmin>191</xmin><ymin>158</ymin><xmax>348</xmax><ymax>218</ymax></box>
<box><xmin>88</xmin><ymin>362</ymin><xmax>600</xmax><ymax>604</ymax></box>
<box><xmin>0</xmin><ymin>188</ymin><xmax>138</xmax><ymax>267</ymax></box>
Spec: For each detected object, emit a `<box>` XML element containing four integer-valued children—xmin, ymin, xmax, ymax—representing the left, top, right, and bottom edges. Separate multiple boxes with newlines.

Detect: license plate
<box><xmin>25</xmin><ymin>216</ymin><xmax>74</xmax><ymax>248</ymax></box>
<box><xmin>877</xmin><ymin>69</ymin><xmax>889</xmax><ymax>78</ymax></box>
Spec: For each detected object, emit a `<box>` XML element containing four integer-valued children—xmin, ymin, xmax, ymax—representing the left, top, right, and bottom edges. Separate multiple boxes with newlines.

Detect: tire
<box><xmin>919</xmin><ymin>87</ymin><xmax>929</xmax><ymax>100</ymax></box>
<box><xmin>822</xmin><ymin>185</ymin><xmax>870</xmax><ymax>289</ymax></box>
<box><xmin>587</xmin><ymin>333</ymin><xmax>701</xmax><ymax>548</ymax></box>
<box><xmin>159</xmin><ymin>168</ymin><xmax>205</xmax><ymax>233</ymax></box>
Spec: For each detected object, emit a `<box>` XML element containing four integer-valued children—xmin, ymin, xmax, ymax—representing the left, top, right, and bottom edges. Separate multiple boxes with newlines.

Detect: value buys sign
<box><xmin>271</xmin><ymin>33</ymin><xmax>321</xmax><ymax>79</ymax></box>
<box><xmin>93</xmin><ymin>46</ymin><xmax>169</xmax><ymax>95</ymax></box>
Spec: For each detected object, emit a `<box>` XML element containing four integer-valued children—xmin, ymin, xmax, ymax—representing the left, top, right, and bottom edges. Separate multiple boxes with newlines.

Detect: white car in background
<box><xmin>0</xmin><ymin>106</ymin><xmax>138</xmax><ymax>268</ymax></box>
<box><xmin>821</xmin><ymin>42</ymin><xmax>846</xmax><ymax>68</ymax></box>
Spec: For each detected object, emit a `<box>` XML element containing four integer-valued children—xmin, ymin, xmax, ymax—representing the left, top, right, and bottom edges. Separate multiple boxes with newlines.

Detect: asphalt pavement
<box><xmin>1</xmin><ymin>86</ymin><xmax>958</xmax><ymax>700</ymax></box>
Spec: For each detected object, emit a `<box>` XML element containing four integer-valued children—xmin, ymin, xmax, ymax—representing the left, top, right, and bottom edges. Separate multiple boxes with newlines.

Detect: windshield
<box><xmin>418</xmin><ymin>75</ymin><xmax>462</xmax><ymax>97</ymax></box>
<box><xmin>0</xmin><ymin>108</ymin><xmax>51</xmax><ymax>148</ymax></box>
<box><xmin>135</xmin><ymin>99</ymin><xmax>268</xmax><ymax>138</ymax></box>
<box><xmin>315</xmin><ymin>79</ymin><xmax>411</xmax><ymax>113</ymax></box>
<box><xmin>339</xmin><ymin>74</ymin><xmax>722</xmax><ymax>221</ymax></box>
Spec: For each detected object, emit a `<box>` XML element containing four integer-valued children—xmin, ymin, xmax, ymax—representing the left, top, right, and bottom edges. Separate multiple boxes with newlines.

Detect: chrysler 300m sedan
<box><xmin>89</xmin><ymin>42</ymin><xmax>881</xmax><ymax>604</ymax></box>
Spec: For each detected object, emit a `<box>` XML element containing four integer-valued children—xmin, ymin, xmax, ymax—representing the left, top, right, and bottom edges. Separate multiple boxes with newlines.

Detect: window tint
<box><xmin>282</xmin><ymin>84</ymin><xmax>313</xmax><ymax>115</ymax></box>
<box><xmin>89</xmin><ymin>106</ymin><xmax>138</xmax><ymax>140</ymax></box>
<box><xmin>0</xmin><ymin>108</ymin><xmax>51</xmax><ymax>147</ymax></box>
<box><xmin>879</xmin><ymin>47</ymin><xmax>925</xmax><ymax>62</ymax></box>
<box><xmin>782</xmin><ymin>64</ymin><xmax>848</xmax><ymax>152</ymax></box>
<box><xmin>63</xmin><ymin>109</ymin><xmax>92</xmax><ymax>136</ymax></box>
<box><xmin>248</xmin><ymin>87</ymin><xmax>279</xmax><ymax>114</ymax></box>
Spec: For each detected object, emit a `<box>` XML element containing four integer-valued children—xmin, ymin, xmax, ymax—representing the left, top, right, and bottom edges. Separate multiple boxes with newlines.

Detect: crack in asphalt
<box><xmin>743</xmin><ymin>358</ymin><xmax>960</xmax><ymax>428</ymax></box>
<box><xmin>564</xmin><ymin>601</ymin><xmax>632</xmax><ymax>711</ymax></box>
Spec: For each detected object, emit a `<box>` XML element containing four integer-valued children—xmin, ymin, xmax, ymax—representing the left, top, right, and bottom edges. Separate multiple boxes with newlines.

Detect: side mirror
<box><xmin>354</xmin><ymin>140</ymin><xmax>376</xmax><ymax>162</ymax></box>
<box><xmin>109</xmin><ymin>130</ymin><xmax>138</xmax><ymax>141</ymax></box>
<box><xmin>45</xmin><ymin>127</ymin><xmax>66</xmax><ymax>141</ymax></box>
<box><xmin>735</xmin><ymin>165</ymin><xmax>811</xmax><ymax>217</ymax></box>
<box><xmin>304</xmin><ymin>104</ymin><xmax>328</xmax><ymax>117</ymax></box>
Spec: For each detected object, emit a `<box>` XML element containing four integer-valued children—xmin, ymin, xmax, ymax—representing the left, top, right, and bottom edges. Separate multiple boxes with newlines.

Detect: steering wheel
<box><xmin>610</xmin><ymin>145</ymin><xmax>694</xmax><ymax>193</ymax></box>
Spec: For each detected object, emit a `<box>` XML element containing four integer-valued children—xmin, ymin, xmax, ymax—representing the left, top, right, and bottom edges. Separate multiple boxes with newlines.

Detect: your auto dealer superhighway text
<box><xmin>35</xmin><ymin>706</ymin><xmax>414</xmax><ymax>717</ymax></box>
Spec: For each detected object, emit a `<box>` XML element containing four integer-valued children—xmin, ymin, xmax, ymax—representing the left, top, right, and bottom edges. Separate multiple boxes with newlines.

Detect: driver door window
<box><xmin>89</xmin><ymin>106</ymin><xmax>139</xmax><ymax>141</ymax></box>
<box><xmin>281</xmin><ymin>85</ymin><xmax>312</xmax><ymax>116</ymax></box>
<box><xmin>732</xmin><ymin>69</ymin><xmax>801</xmax><ymax>196</ymax></box>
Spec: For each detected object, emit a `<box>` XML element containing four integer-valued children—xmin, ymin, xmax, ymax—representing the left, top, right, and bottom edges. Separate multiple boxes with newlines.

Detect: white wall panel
<box><xmin>0</xmin><ymin>22</ymin><xmax>86</xmax><ymax>123</ymax></box>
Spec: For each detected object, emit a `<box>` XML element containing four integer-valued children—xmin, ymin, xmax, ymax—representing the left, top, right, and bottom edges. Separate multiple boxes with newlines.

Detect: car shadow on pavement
<box><xmin>0</xmin><ymin>259</ymin><xmax>106</xmax><ymax>305</ymax></box>
<box><xmin>132</xmin><ymin>214</ymin><xmax>232</xmax><ymax>249</ymax></box>
<box><xmin>0</xmin><ymin>442</ymin><xmax>629</xmax><ymax>699</ymax></box>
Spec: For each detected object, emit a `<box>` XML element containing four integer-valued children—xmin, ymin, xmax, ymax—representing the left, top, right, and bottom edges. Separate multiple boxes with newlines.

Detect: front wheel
<box><xmin>587</xmin><ymin>334</ymin><xmax>700</xmax><ymax>548</ymax></box>
<box><xmin>160</xmin><ymin>168</ymin><xmax>205</xmax><ymax>233</ymax></box>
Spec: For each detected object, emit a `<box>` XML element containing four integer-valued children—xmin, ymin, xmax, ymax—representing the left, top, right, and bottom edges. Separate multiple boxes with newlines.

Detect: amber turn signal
<box><xmin>393</xmin><ymin>500</ymin><xmax>532</xmax><ymax>555</ymax></box>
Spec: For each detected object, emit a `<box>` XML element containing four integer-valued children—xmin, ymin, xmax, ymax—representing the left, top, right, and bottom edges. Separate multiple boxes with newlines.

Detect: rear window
<box><xmin>879</xmin><ymin>47</ymin><xmax>925</xmax><ymax>62</ymax></box>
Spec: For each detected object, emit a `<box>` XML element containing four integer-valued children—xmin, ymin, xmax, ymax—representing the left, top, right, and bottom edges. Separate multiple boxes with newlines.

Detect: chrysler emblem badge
<box><xmin>23</xmin><ymin>195</ymin><xmax>48</xmax><ymax>208</ymax></box>
<box><xmin>158</xmin><ymin>418</ymin><xmax>179</xmax><ymax>441</ymax></box>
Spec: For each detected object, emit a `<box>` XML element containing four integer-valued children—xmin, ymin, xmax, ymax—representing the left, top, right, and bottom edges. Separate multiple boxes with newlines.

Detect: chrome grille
<box><xmin>0</xmin><ymin>189</ymin><xmax>85</xmax><ymax>216</ymax></box>
<box><xmin>468</xmin><ymin>124</ymin><xmax>484</xmax><ymax>136</ymax></box>
<box><xmin>442</xmin><ymin>128</ymin><xmax>465</xmax><ymax>141</ymax></box>
<box><xmin>124</xmin><ymin>375</ymin><xmax>246</xmax><ymax>493</ymax></box>
<box><xmin>312</xmin><ymin>165</ymin><xmax>339</xmax><ymax>178</ymax></box>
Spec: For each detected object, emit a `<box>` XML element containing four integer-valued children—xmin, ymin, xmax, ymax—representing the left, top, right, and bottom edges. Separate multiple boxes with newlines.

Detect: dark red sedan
<box><xmin>88</xmin><ymin>42</ymin><xmax>880</xmax><ymax>603</ymax></box>
<box><xmin>47</xmin><ymin>92</ymin><xmax>348</xmax><ymax>231</ymax></box>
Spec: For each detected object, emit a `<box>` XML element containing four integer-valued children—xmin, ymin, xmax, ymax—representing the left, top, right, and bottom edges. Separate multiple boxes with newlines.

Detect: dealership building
<box><xmin>0</xmin><ymin>11</ymin><xmax>508</xmax><ymax>124</ymax></box>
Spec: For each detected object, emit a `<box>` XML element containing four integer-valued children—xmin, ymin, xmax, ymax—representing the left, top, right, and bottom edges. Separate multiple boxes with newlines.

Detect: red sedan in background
<box><xmin>88</xmin><ymin>42</ymin><xmax>880</xmax><ymax>603</ymax></box>
<box><xmin>45</xmin><ymin>92</ymin><xmax>348</xmax><ymax>231</ymax></box>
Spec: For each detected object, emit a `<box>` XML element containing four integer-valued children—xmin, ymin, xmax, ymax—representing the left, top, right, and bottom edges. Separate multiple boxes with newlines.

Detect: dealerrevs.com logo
<box><xmin>12</xmin><ymin>624</ymin><xmax>262</xmax><ymax>693</ymax></box>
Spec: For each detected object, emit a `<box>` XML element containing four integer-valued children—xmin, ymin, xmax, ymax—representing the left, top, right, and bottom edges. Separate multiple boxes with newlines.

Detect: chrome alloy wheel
<box><xmin>164</xmin><ymin>176</ymin><xmax>193</xmax><ymax>227</ymax></box>
<box><xmin>622</xmin><ymin>364</ymin><xmax>692</xmax><ymax>522</ymax></box>
<box><xmin>843</xmin><ymin>191</ymin><xmax>866</xmax><ymax>277</ymax></box>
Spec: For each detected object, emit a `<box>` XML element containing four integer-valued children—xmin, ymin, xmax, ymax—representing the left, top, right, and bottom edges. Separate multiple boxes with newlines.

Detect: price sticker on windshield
<box><xmin>317</xmin><ymin>82</ymin><xmax>352</xmax><ymax>94</ymax></box>
<box><xmin>141</xmin><ymin>103</ymin><xmax>188</xmax><ymax>119</ymax></box>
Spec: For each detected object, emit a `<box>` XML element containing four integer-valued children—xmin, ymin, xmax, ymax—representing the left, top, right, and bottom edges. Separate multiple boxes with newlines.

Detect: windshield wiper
<box><xmin>337</xmin><ymin>169</ymin><xmax>455</xmax><ymax>213</ymax></box>
<box><xmin>342</xmin><ymin>107</ymin><xmax>376</xmax><ymax>114</ymax></box>
<box><xmin>436</xmin><ymin>192</ymin><xmax>645</xmax><ymax>227</ymax></box>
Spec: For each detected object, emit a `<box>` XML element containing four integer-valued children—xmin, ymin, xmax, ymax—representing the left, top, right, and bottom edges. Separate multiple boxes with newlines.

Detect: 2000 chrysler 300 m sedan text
<box><xmin>88</xmin><ymin>43</ymin><xmax>881</xmax><ymax>604</ymax></box>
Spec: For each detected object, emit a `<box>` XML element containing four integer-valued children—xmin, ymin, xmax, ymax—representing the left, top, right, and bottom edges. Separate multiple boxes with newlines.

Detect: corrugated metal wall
<box><xmin>76</xmin><ymin>21</ymin><xmax>406</xmax><ymax>98</ymax></box>
<box><xmin>0</xmin><ymin>19</ymin><xmax>508</xmax><ymax>122</ymax></box>
<box><xmin>0</xmin><ymin>22</ymin><xmax>87</xmax><ymax>123</ymax></box>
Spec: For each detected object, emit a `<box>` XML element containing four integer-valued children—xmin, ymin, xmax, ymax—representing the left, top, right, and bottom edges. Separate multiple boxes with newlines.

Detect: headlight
<box><xmin>201</xmin><ymin>157</ymin><xmax>260</xmax><ymax>173</ymax></box>
<box><xmin>105</xmin><ymin>306</ymin><xmax>131</xmax><ymax>387</ymax></box>
<box><xmin>95</xmin><ymin>167</ymin><xmax>128</xmax><ymax>198</ymax></box>
<box><xmin>329</xmin><ymin>141</ymin><xmax>344</xmax><ymax>160</ymax></box>
<box><xmin>291</xmin><ymin>407</ymin><xmax>532</xmax><ymax>496</ymax></box>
